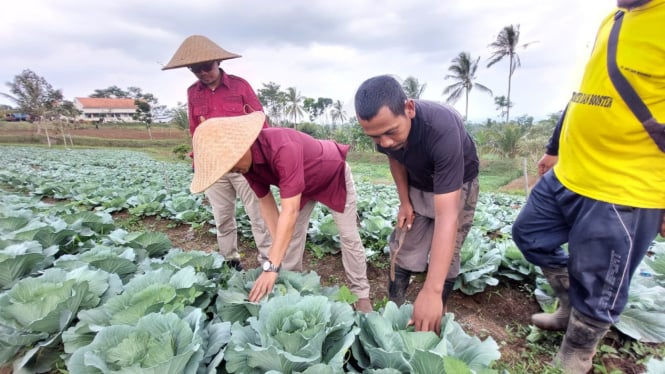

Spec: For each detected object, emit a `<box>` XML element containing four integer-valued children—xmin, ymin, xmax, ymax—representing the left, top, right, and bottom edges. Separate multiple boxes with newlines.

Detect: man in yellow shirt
<box><xmin>512</xmin><ymin>0</ymin><xmax>665</xmax><ymax>372</ymax></box>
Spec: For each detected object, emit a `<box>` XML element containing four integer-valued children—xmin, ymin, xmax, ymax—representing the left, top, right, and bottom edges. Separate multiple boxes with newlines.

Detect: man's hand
<box><xmin>408</xmin><ymin>288</ymin><xmax>443</xmax><ymax>334</ymax></box>
<box><xmin>248</xmin><ymin>271</ymin><xmax>279</xmax><ymax>302</ymax></box>
<box><xmin>537</xmin><ymin>154</ymin><xmax>558</xmax><ymax>176</ymax></box>
<box><xmin>660</xmin><ymin>212</ymin><xmax>665</xmax><ymax>237</ymax></box>
<box><xmin>397</xmin><ymin>203</ymin><xmax>415</xmax><ymax>230</ymax></box>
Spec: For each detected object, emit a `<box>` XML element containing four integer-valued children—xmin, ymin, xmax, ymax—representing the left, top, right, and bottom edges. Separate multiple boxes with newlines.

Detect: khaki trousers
<box><xmin>204</xmin><ymin>172</ymin><xmax>271</xmax><ymax>261</ymax></box>
<box><xmin>278</xmin><ymin>164</ymin><xmax>371</xmax><ymax>299</ymax></box>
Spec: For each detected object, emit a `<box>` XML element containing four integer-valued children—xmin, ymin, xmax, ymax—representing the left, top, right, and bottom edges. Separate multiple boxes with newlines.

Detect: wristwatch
<box><xmin>262</xmin><ymin>260</ymin><xmax>281</xmax><ymax>273</ymax></box>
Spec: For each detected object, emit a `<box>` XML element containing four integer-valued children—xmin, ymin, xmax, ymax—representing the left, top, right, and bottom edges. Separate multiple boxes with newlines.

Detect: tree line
<box><xmin>254</xmin><ymin>23</ymin><xmax>536</xmax><ymax>125</ymax></box>
<box><xmin>2</xmin><ymin>23</ymin><xmax>557</xmax><ymax>163</ymax></box>
<box><xmin>2</xmin><ymin>23</ymin><xmax>534</xmax><ymax>127</ymax></box>
<box><xmin>0</xmin><ymin>66</ymin><xmax>561</xmax><ymax>167</ymax></box>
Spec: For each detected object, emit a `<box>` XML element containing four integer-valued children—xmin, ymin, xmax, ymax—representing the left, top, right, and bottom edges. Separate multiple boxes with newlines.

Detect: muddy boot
<box><xmin>553</xmin><ymin>308</ymin><xmax>611</xmax><ymax>374</ymax></box>
<box><xmin>533</xmin><ymin>267</ymin><xmax>571</xmax><ymax>331</ymax></box>
<box><xmin>441</xmin><ymin>278</ymin><xmax>456</xmax><ymax>313</ymax></box>
<box><xmin>388</xmin><ymin>264</ymin><xmax>412</xmax><ymax>306</ymax></box>
<box><xmin>226</xmin><ymin>259</ymin><xmax>243</xmax><ymax>271</ymax></box>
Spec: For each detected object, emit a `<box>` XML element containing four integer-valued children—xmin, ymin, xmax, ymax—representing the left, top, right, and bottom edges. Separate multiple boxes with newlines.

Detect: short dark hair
<box><xmin>354</xmin><ymin>75</ymin><xmax>407</xmax><ymax>121</ymax></box>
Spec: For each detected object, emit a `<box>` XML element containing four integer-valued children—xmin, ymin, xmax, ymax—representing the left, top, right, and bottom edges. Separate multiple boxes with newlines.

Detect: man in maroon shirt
<box><xmin>163</xmin><ymin>35</ymin><xmax>271</xmax><ymax>270</ymax></box>
<box><xmin>190</xmin><ymin>112</ymin><xmax>373</xmax><ymax>312</ymax></box>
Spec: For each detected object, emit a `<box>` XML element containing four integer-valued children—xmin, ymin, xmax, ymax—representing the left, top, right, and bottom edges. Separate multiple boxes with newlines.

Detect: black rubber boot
<box><xmin>226</xmin><ymin>259</ymin><xmax>243</xmax><ymax>271</ymax></box>
<box><xmin>388</xmin><ymin>264</ymin><xmax>412</xmax><ymax>306</ymax></box>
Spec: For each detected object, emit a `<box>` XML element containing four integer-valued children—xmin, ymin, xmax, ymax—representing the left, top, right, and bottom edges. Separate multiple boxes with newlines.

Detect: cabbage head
<box><xmin>67</xmin><ymin>311</ymin><xmax>207</xmax><ymax>373</ymax></box>
<box><xmin>0</xmin><ymin>266</ymin><xmax>120</xmax><ymax>366</ymax></box>
<box><xmin>215</xmin><ymin>268</ymin><xmax>326</xmax><ymax>324</ymax></box>
<box><xmin>224</xmin><ymin>292</ymin><xmax>358</xmax><ymax>373</ymax></box>
<box><xmin>350</xmin><ymin>302</ymin><xmax>501</xmax><ymax>373</ymax></box>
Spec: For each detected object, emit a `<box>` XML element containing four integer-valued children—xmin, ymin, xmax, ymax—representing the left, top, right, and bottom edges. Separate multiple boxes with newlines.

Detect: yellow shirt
<box><xmin>554</xmin><ymin>0</ymin><xmax>665</xmax><ymax>208</ymax></box>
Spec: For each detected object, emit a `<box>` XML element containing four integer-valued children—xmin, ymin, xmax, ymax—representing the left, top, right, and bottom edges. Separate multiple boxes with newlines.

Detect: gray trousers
<box><xmin>390</xmin><ymin>178</ymin><xmax>479</xmax><ymax>280</ymax></box>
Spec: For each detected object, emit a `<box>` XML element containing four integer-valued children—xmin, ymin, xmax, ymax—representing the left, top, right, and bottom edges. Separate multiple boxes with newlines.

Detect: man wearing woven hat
<box><xmin>190</xmin><ymin>112</ymin><xmax>373</xmax><ymax>312</ymax></box>
<box><xmin>163</xmin><ymin>35</ymin><xmax>271</xmax><ymax>270</ymax></box>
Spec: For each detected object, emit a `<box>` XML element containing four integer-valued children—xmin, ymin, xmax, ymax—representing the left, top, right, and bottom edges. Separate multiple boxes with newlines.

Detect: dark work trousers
<box><xmin>512</xmin><ymin>170</ymin><xmax>662</xmax><ymax>324</ymax></box>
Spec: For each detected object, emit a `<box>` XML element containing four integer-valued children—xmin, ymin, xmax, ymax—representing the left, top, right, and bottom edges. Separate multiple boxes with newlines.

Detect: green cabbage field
<box><xmin>0</xmin><ymin>146</ymin><xmax>663</xmax><ymax>373</ymax></box>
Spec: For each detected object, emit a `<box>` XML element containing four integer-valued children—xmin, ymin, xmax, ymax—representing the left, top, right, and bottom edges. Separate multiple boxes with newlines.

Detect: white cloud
<box><xmin>1</xmin><ymin>0</ymin><xmax>616</xmax><ymax>121</ymax></box>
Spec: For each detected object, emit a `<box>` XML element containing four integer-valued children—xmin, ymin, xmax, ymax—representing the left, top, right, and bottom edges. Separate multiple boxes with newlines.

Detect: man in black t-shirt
<box><xmin>354</xmin><ymin>75</ymin><xmax>480</xmax><ymax>334</ymax></box>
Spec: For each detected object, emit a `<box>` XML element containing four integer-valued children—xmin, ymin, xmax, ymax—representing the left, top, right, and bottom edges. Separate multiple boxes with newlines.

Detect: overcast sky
<box><xmin>0</xmin><ymin>0</ymin><xmax>617</xmax><ymax>122</ymax></box>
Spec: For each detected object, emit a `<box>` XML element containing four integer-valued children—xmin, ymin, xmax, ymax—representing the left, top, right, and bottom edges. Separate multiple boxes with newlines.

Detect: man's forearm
<box><xmin>270</xmin><ymin>207</ymin><xmax>299</xmax><ymax>265</ymax></box>
<box><xmin>259</xmin><ymin>194</ymin><xmax>280</xmax><ymax>239</ymax></box>
<box><xmin>262</xmin><ymin>195</ymin><xmax>301</xmax><ymax>266</ymax></box>
<box><xmin>424</xmin><ymin>191</ymin><xmax>462</xmax><ymax>293</ymax></box>
<box><xmin>423</xmin><ymin>217</ymin><xmax>458</xmax><ymax>293</ymax></box>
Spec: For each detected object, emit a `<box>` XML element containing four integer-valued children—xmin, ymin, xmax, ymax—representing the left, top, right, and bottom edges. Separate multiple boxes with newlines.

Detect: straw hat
<box><xmin>162</xmin><ymin>35</ymin><xmax>241</xmax><ymax>70</ymax></box>
<box><xmin>190</xmin><ymin>112</ymin><xmax>265</xmax><ymax>194</ymax></box>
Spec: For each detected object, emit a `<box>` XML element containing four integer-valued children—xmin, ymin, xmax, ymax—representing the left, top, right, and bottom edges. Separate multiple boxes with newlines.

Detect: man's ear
<box><xmin>404</xmin><ymin>99</ymin><xmax>416</xmax><ymax>119</ymax></box>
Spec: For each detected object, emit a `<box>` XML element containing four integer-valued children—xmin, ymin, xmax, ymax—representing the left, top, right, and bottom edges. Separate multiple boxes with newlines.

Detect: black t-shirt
<box><xmin>378</xmin><ymin>100</ymin><xmax>479</xmax><ymax>194</ymax></box>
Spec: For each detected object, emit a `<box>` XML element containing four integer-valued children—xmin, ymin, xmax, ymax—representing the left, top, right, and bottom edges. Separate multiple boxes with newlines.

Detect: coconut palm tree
<box><xmin>487</xmin><ymin>24</ymin><xmax>535</xmax><ymax>122</ymax></box>
<box><xmin>494</xmin><ymin>95</ymin><xmax>513</xmax><ymax>120</ymax></box>
<box><xmin>489</xmin><ymin>123</ymin><xmax>528</xmax><ymax>159</ymax></box>
<box><xmin>330</xmin><ymin>100</ymin><xmax>347</xmax><ymax>125</ymax></box>
<box><xmin>402</xmin><ymin>76</ymin><xmax>427</xmax><ymax>99</ymax></box>
<box><xmin>443</xmin><ymin>52</ymin><xmax>492</xmax><ymax>120</ymax></box>
<box><xmin>284</xmin><ymin>87</ymin><xmax>305</xmax><ymax>130</ymax></box>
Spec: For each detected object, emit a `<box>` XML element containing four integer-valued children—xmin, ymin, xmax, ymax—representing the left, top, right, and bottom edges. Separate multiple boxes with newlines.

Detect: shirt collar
<box><xmin>194</xmin><ymin>68</ymin><xmax>231</xmax><ymax>91</ymax></box>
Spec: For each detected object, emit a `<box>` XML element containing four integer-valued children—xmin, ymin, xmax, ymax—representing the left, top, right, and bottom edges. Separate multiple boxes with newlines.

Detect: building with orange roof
<box><xmin>73</xmin><ymin>97</ymin><xmax>137</xmax><ymax>123</ymax></box>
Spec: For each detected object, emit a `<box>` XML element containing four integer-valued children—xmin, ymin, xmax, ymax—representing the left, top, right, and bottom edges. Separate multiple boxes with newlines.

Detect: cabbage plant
<box><xmin>66</xmin><ymin>309</ymin><xmax>230</xmax><ymax>373</ymax></box>
<box><xmin>0</xmin><ymin>266</ymin><xmax>121</xmax><ymax>368</ymax></box>
<box><xmin>350</xmin><ymin>302</ymin><xmax>501</xmax><ymax>373</ymax></box>
<box><xmin>224</xmin><ymin>292</ymin><xmax>359</xmax><ymax>373</ymax></box>
<box><xmin>54</xmin><ymin>244</ymin><xmax>138</xmax><ymax>283</ymax></box>
<box><xmin>215</xmin><ymin>268</ymin><xmax>331</xmax><ymax>324</ymax></box>
<box><xmin>139</xmin><ymin>248</ymin><xmax>226</xmax><ymax>278</ymax></box>
<box><xmin>613</xmin><ymin>243</ymin><xmax>665</xmax><ymax>343</ymax></box>
<box><xmin>63</xmin><ymin>266</ymin><xmax>216</xmax><ymax>354</ymax></box>
<box><xmin>456</xmin><ymin>227</ymin><xmax>502</xmax><ymax>295</ymax></box>
<box><xmin>0</xmin><ymin>240</ymin><xmax>58</xmax><ymax>289</ymax></box>
<box><xmin>104</xmin><ymin>229</ymin><xmax>173</xmax><ymax>260</ymax></box>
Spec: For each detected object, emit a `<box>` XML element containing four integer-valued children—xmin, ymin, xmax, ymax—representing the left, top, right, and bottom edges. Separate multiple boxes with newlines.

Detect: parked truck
<box><xmin>4</xmin><ymin>113</ymin><xmax>32</xmax><ymax>122</ymax></box>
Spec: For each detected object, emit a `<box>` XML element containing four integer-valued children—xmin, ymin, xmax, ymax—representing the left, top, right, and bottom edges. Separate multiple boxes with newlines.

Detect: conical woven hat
<box><xmin>190</xmin><ymin>112</ymin><xmax>265</xmax><ymax>194</ymax></box>
<box><xmin>162</xmin><ymin>35</ymin><xmax>241</xmax><ymax>70</ymax></box>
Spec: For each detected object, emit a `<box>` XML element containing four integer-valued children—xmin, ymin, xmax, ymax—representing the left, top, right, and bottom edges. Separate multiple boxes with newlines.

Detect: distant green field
<box><xmin>0</xmin><ymin>121</ymin><xmax>527</xmax><ymax>194</ymax></box>
<box><xmin>347</xmin><ymin>151</ymin><xmax>524</xmax><ymax>194</ymax></box>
